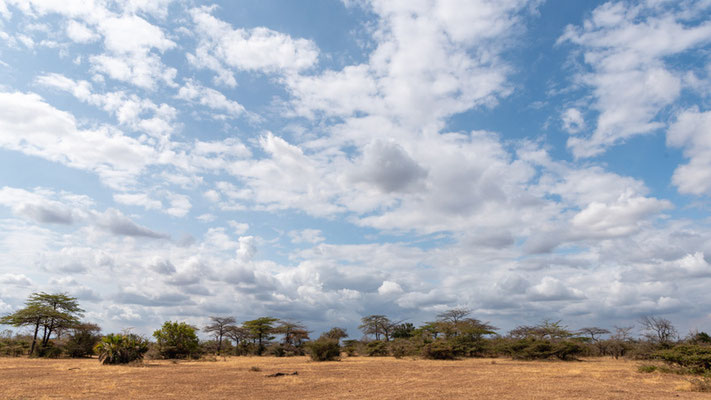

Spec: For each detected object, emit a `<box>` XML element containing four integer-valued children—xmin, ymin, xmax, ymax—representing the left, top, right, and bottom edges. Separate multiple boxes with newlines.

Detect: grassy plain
<box><xmin>0</xmin><ymin>356</ymin><xmax>705</xmax><ymax>399</ymax></box>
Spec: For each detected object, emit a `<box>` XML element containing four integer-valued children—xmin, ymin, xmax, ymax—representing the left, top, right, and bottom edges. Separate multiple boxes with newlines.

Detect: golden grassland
<box><xmin>0</xmin><ymin>356</ymin><xmax>706</xmax><ymax>399</ymax></box>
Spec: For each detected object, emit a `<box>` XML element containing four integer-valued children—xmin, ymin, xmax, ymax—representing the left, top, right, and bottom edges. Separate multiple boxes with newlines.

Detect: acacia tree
<box><xmin>640</xmin><ymin>315</ymin><xmax>678</xmax><ymax>347</ymax></box>
<box><xmin>275</xmin><ymin>320</ymin><xmax>310</xmax><ymax>347</ymax></box>
<box><xmin>321</xmin><ymin>327</ymin><xmax>348</xmax><ymax>343</ymax></box>
<box><xmin>359</xmin><ymin>315</ymin><xmax>394</xmax><ymax>341</ymax></box>
<box><xmin>243</xmin><ymin>317</ymin><xmax>279</xmax><ymax>354</ymax></box>
<box><xmin>0</xmin><ymin>292</ymin><xmax>83</xmax><ymax>355</ymax></box>
<box><xmin>225</xmin><ymin>325</ymin><xmax>250</xmax><ymax>346</ymax></box>
<box><xmin>578</xmin><ymin>327</ymin><xmax>610</xmax><ymax>355</ymax></box>
<box><xmin>203</xmin><ymin>316</ymin><xmax>237</xmax><ymax>355</ymax></box>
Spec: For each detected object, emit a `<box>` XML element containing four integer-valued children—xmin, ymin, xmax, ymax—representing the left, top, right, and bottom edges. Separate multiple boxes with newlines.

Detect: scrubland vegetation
<box><xmin>4</xmin><ymin>292</ymin><xmax>711</xmax><ymax>396</ymax></box>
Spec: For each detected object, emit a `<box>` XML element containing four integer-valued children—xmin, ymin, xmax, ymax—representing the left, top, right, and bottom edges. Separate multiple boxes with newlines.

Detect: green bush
<box><xmin>502</xmin><ymin>338</ymin><xmax>583</xmax><ymax>361</ymax></box>
<box><xmin>36</xmin><ymin>342</ymin><xmax>63</xmax><ymax>358</ymax></box>
<box><xmin>655</xmin><ymin>345</ymin><xmax>711</xmax><ymax>374</ymax></box>
<box><xmin>638</xmin><ymin>364</ymin><xmax>658</xmax><ymax>373</ymax></box>
<box><xmin>268</xmin><ymin>343</ymin><xmax>303</xmax><ymax>357</ymax></box>
<box><xmin>422</xmin><ymin>339</ymin><xmax>457</xmax><ymax>360</ymax></box>
<box><xmin>153</xmin><ymin>321</ymin><xmax>201</xmax><ymax>359</ymax></box>
<box><xmin>389</xmin><ymin>339</ymin><xmax>418</xmax><ymax>359</ymax></box>
<box><xmin>95</xmin><ymin>333</ymin><xmax>149</xmax><ymax>365</ymax></box>
<box><xmin>366</xmin><ymin>340</ymin><xmax>389</xmax><ymax>356</ymax></box>
<box><xmin>553</xmin><ymin>340</ymin><xmax>585</xmax><ymax>361</ymax></box>
<box><xmin>307</xmin><ymin>339</ymin><xmax>340</xmax><ymax>361</ymax></box>
<box><xmin>342</xmin><ymin>339</ymin><xmax>360</xmax><ymax>356</ymax></box>
<box><xmin>65</xmin><ymin>323</ymin><xmax>102</xmax><ymax>358</ymax></box>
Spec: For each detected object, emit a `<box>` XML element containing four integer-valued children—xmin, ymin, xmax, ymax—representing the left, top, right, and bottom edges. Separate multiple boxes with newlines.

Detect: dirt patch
<box><xmin>0</xmin><ymin>356</ymin><xmax>704</xmax><ymax>399</ymax></box>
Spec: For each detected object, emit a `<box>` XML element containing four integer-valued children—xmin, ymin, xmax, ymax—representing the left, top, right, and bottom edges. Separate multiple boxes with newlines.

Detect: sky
<box><xmin>0</xmin><ymin>0</ymin><xmax>710</xmax><ymax>338</ymax></box>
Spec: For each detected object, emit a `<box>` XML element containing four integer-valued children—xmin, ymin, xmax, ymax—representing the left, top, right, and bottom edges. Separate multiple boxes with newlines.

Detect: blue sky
<box><xmin>1</xmin><ymin>0</ymin><xmax>711</xmax><ymax>338</ymax></box>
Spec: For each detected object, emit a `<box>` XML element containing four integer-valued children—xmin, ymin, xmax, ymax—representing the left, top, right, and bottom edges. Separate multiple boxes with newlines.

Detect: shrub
<box><xmin>638</xmin><ymin>364</ymin><xmax>658</xmax><ymax>373</ymax></box>
<box><xmin>553</xmin><ymin>340</ymin><xmax>585</xmax><ymax>361</ymax></box>
<box><xmin>502</xmin><ymin>338</ymin><xmax>583</xmax><ymax>361</ymax></box>
<box><xmin>307</xmin><ymin>339</ymin><xmax>340</xmax><ymax>361</ymax></box>
<box><xmin>36</xmin><ymin>342</ymin><xmax>63</xmax><ymax>358</ymax></box>
<box><xmin>153</xmin><ymin>321</ymin><xmax>201</xmax><ymax>359</ymax></box>
<box><xmin>389</xmin><ymin>339</ymin><xmax>418</xmax><ymax>359</ymax></box>
<box><xmin>65</xmin><ymin>323</ymin><xmax>102</xmax><ymax>358</ymax></box>
<box><xmin>689</xmin><ymin>377</ymin><xmax>711</xmax><ymax>392</ymax></box>
<box><xmin>655</xmin><ymin>345</ymin><xmax>711</xmax><ymax>374</ymax></box>
<box><xmin>366</xmin><ymin>340</ymin><xmax>389</xmax><ymax>357</ymax></box>
<box><xmin>268</xmin><ymin>343</ymin><xmax>303</xmax><ymax>357</ymax></box>
<box><xmin>342</xmin><ymin>340</ymin><xmax>361</xmax><ymax>356</ymax></box>
<box><xmin>422</xmin><ymin>339</ymin><xmax>457</xmax><ymax>360</ymax></box>
<box><xmin>95</xmin><ymin>333</ymin><xmax>149</xmax><ymax>365</ymax></box>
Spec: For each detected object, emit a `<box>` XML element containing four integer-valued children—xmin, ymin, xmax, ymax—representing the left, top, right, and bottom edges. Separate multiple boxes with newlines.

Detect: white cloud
<box><xmin>197</xmin><ymin>213</ymin><xmax>216</xmax><ymax>223</ymax></box>
<box><xmin>559</xmin><ymin>1</ymin><xmax>711</xmax><ymax>157</ymax></box>
<box><xmin>378</xmin><ymin>280</ymin><xmax>404</xmax><ymax>296</ymax></box>
<box><xmin>176</xmin><ymin>79</ymin><xmax>247</xmax><ymax>117</ymax></box>
<box><xmin>188</xmin><ymin>6</ymin><xmax>319</xmax><ymax>86</ymax></box>
<box><xmin>349</xmin><ymin>140</ymin><xmax>427</xmax><ymax>193</ymax></box>
<box><xmin>96</xmin><ymin>208</ymin><xmax>169</xmax><ymax>239</ymax></box>
<box><xmin>37</xmin><ymin>73</ymin><xmax>177</xmax><ymax>139</ymax></box>
<box><xmin>667</xmin><ymin>108</ymin><xmax>711</xmax><ymax>195</ymax></box>
<box><xmin>0</xmin><ymin>91</ymin><xmax>157</xmax><ymax>189</ymax></box>
<box><xmin>113</xmin><ymin>193</ymin><xmax>162</xmax><ymax>210</ymax></box>
<box><xmin>165</xmin><ymin>193</ymin><xmax>192</xmax><ymax>218</ymax></box>
<box><xmin>0</xmin><ymin>273</ymin><xmax>32</xmax><ymax>286</ymax></box>
<box><xmin>289</xmin><ymin>229</ymin><xmax>325</xmax><ymax>244</ymax></box>
<box><xmin>287</xmin><ymin>0</ymin><xmax>528</xmax><ymax>128</ymax></box>
<box><xmin>561</xmin><ymin>108</ymin><xmax>585</xmax><ymax>134</ymax></box>
<box><xmin>66</xmin><ymin>20</ymin><xmax>99</xmax><ymax>43</ymax></box>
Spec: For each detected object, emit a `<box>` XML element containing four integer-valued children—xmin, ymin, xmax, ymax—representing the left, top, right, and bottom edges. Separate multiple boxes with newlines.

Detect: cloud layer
<box><xmin>0</xmin><ymin>0</ymin><xmax>710</xmax><ymax>336</ymax></box>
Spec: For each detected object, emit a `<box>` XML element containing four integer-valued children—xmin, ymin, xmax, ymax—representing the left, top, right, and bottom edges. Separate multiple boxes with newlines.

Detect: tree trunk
<box><xmin>30</xmin><ymin>318</ymin><xmax>41</xmax><ymax>356</ymax></box>
<box><xmin>43</xmin><ymin>319</ymin><xmax>55</xmax><ymax>346</ymax></box>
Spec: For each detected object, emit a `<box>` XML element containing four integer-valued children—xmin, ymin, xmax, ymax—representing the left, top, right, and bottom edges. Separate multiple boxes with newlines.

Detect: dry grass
<box><xmin>0</xmin><ymin>356</ymin><xmax>706</xmax><ymax>399</ymax></box>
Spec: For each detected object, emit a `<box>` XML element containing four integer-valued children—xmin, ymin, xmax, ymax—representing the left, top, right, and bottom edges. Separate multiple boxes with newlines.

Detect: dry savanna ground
<box><xmin>0</xmin><ymin>356</ymin><xmax>706</xmax><ymax>399</ymax></box>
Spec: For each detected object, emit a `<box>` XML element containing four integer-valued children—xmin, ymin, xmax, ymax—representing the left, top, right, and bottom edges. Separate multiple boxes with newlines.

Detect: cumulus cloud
<box><xmin>350</xmin><ymin>140</ymin><xmax>427</xmax><ymax>193</ymax></box>
<box><xmin>378</xmin><ymin>280</ymin><xmax>404</xmax><ymax>296</ymax></box>
<box><xmin>176</xmin><ymin>79</ymin><xmax>247</xmax><ymax>117</ymax></box>
<box><xmin>113</xmin><ymin>193</ymin><xmax>162</xmax><ymax>211</ymax></box>
<box><xmin>666</xmin><ymin>108</ymin><xmax>711</xmax><ymax>195</ymax></box>
<box><xmin>96</xmin><ymin>208</ymin><xmax>169</xmax><ymax>239</ymax></box>
<box><xmin>0</xmin><ymin>273</ymin><xmax>32</xmax><ymax>286</ymax></box>
<box><xmin>0</xmin><ymin>91</ymin><xmax>157</xmax><ymax>189</ymax></box>
<box><xmin>66</xmin><ymin>20</ymin><xmax>99</xmax><ymax>43</ymax></box>
<box><xmin>188</xmin><ymin>6</ymin><xmax>319</xmax><ymax>86</ymax></box>
<box><xmin>36</xmin><ymin>73</ymin><xmax>177</xmax><ymax>139</ymax></box>
<box><xmin>559</xmin><ymin>1</ymin><xmax>711</xmax><ymax>157</ymax></box>
<box><xmin>0</xmin><ymin>186</ymin><xmax>92</xmax><ymax>225</ymax></box>
<box><xmin>561</xmin><ymin>108</ymin><xmax>585</xmax><ymax>134</ymax></box>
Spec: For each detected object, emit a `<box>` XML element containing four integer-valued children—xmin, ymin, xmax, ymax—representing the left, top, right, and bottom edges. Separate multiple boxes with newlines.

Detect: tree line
<box><xmin>2</xmin><ymin>292</ymin><xmax>710</xmax><ymax>371</ymax></box>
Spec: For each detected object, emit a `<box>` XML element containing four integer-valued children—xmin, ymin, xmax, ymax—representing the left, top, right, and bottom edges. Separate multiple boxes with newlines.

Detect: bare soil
<box><xmin>0</xmin><ymin>356</ymin><xmax>705</xmax><ymax>399</ymax></box>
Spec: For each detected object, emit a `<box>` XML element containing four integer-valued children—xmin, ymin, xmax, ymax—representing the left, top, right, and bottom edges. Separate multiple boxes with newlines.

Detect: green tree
<box><xmin>0</xmin><ymin>292</ymin><xmax>84</xmax><ymax>356</ymax></box>
<box><xmin>203</xmin><ymin>316</ymin><xmax>237</xmax><ymax>355</ymax></box>
<box><xmin>153</xmin><ymin>321</ymin><xmax>201</xmax><ymax>359</ymax></box>
<box><xmin>243</xmin><ymin>317</ymin><xmax>279</xmax><ymax>355</ymax></box>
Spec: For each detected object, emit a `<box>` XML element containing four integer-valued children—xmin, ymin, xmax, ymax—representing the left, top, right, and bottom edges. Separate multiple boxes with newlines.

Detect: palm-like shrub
<box><xmin>95</xmin><ymin>333</ymin><xmax>149</xmax><ymax>365</ymax></box>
